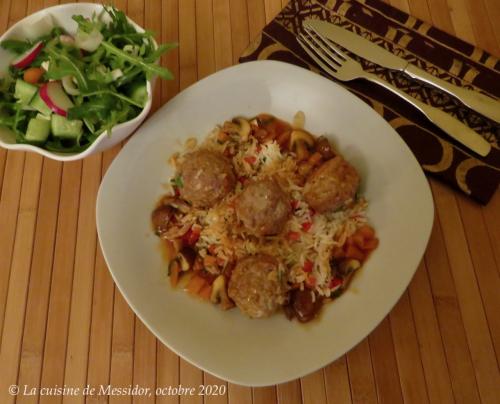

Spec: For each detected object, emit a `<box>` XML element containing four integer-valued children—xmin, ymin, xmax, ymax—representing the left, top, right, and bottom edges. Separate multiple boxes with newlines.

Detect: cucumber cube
<box><xmin>51</xmin><ymin>114</ymin><xmax>83</xmax><ymax>139</ymax></box>
<box><xmin>25</xmin><ymin>118</ymin><xmax>51</xmax><ymax>144</ymax></box>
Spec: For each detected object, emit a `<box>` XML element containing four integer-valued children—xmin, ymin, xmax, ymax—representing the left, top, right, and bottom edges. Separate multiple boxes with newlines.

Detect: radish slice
<box><xmin>62</xmin><ymin>76</ymin><xmax>80</xmax><ymax>95</ymax></box>
<box><xmin>39</xmin><ymin>81</ymin><xmax>74</xmax><ymax>117</ymax></box>
<box><xmin>75</xmin><ymin>28</ymin><xmax>103</xmax><ymax>52</ymax></box>
<box><xmin>11</xmin><ymin>41</ymin><xmax>44</xmax><ymax>69</ymax></box>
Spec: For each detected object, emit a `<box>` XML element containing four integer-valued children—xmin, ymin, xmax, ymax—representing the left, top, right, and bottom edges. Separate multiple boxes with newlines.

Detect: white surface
<box><xmin>96</xmin><ymin>61</ymin><xmax>434</xmax><ymax>386</ymax></box>
<box><xmin>0</xmin><ymin>3</ymin><xmax>154</xmax><ymax>161</ymax></box>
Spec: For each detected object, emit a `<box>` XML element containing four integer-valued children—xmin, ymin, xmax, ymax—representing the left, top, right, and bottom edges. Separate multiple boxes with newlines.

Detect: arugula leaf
<box><xmin>1</xmin><ymin>39</ymin><xmax>32</xmax><ymax>54</ymax></box>
<box><xmin>45</xmin><ymin>46</ymin><xmax>88</xmax><ymax>90</ymax></box>
<box><xmin>72</xmin><ymin>14</ymin><xmax>103</xmax><ymax>34</ymax></box>
<box><xmin>101</xmin><ymin>41</ymin><xmax>173</xmax><ymax>80</ymax></box>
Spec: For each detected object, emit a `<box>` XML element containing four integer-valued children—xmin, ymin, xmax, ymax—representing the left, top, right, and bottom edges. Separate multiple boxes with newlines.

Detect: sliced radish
<box><xmin>75</xmin><ymin>28</ymin><xmax>103</xmax><ymax>52</ymax></box>
<box><xmin>62</xmin><ymin>76</ymin><xmax>80</xmax><ymax>96</ymax></box>
<box><xmin>39</xmin><ymin>81</ymin><xmax>74</xmax><ymax>117</ymax></box>
<box><xmin>11</xmin><ymin>41</ymin><xmax>44</xmax><ymax>69</ymax></box>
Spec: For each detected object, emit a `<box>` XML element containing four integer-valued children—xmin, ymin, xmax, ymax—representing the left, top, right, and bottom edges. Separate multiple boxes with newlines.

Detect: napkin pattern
<box><xmin>239</xmin><ymin>0</ymin><xmax>500</xmax><ymax>204</ymax></box>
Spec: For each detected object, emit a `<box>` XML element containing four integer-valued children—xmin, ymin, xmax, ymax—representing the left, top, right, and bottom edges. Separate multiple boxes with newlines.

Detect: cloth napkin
<box><xmin>239</xmin><ymin>0</ymin><xmax>500</xmax><ymax>204</ymax></box>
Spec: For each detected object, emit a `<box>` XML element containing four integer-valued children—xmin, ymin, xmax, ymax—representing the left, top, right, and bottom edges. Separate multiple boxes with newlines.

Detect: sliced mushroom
<box><xmin>175</xmin><ymin>247</ymin><xmax>196</xmax><ymax>271</ymax></box>
<box><xmin>295</xmin><ymin>142</ymin><xmax>310</xmax><ymax>161</ymax></box>
<box><xmin>168</xmin><ymin>259</ymin><xmax>181</xmax><ymax>275</ymax></box>
<box><xmin>210</xmin><ymin>275</ymin><xmax>234</xmax><ymax>310</ymax></box>
<box><xmin>151</xmin><ymin>205</ymin><xmax>174</xmax><ymax>236</ymax></box>
<box><xmin>222</xmin><ymin>117</ymin><xmax>251</xmax><ymax>141</ymax></box>
<box><xmin>160</xmin><ymin>196</ymin><xmax>191</xmax><ymax>213</ymax></box>
<box><xmin>289</xmin><ymin>129</ymin><xmax>315</xmax><ymax>150</ymax></box>
<box><xmin>163</xmin><ymin>238</ymin><xmax>183</xmax><ymax>262</ymax></box>
<box><xmin>338</xmin><ymin>259</ymin><xmax>361</xmax><ymax>276</ymax></box>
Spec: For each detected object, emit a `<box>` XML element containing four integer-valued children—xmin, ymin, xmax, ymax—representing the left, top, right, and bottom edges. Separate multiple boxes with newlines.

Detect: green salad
<box><xmin>0</xmin><ymin>6</ymin><xmax>175</xmax><ymax>153</ymax></box>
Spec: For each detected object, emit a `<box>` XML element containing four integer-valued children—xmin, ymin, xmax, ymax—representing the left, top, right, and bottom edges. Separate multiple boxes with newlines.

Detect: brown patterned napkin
<box><xmin>239</xmin><ymin>0</ymin><xmax>500</xmax><ymax>204</ymax></box>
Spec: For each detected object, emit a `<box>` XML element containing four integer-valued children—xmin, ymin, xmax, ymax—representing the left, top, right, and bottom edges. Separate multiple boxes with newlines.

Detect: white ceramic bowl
<box><xmin>97</xmin><ymin>61</ymin><xmax>434</xmax><ymax>386</ymax></box>
<box><xmin>0</xmin><ymin>3</ymin><xmax>154</xmax><ymax>161</ymax></box>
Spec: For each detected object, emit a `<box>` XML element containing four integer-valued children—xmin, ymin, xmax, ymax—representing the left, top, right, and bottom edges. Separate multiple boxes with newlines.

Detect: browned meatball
<box><xmin>303</xmin><ymin>156</ymin><xmax>360</xmax><ymax>213</ymax></box>
<box><xmin>178</xmin><ymin>149</ymin><xmax>236</xmax><ymax>207</ymax></box>
<box><xmin>235</xmin><ymin>178</ymin><xmax>291</xmax><ymax>236</ymax></box>
<box><xmin>228</xmin><ymin>254</ymin><xmax>287</xmax><ymax>318</ymax></box>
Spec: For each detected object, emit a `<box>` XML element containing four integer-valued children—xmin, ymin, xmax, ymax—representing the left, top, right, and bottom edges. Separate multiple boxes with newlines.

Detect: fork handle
<box><xmin>364</xmin><ymin>72</ymin><xmax>491</xmax><ymax>157</ymax></box>
<box><xmin>404</xmin><ymin>64</ymin><xmax>500</xmax><ymax>124</ymax></box>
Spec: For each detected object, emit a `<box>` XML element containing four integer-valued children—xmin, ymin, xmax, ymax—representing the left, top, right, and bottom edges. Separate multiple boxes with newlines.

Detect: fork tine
<box><xmin>302</xmin><ymin>27</ymin><xmax>345</xmax><ymax>65</ymax></box>
<box><xmin>297</xmin><ymin>34</ymin><xmax>340</xmax><ymax>79</ymax></box>
<box><xmin>304</xmin><ymin>25</ymin><xmax>350</xmax><ymax>61</ymax></box>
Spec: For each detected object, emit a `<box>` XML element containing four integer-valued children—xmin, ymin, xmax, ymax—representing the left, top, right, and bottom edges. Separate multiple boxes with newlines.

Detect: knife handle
<box><xmin>366</xmin><ymin>73</ymin><xmax>491</xmax><ymax>157</ymax></box>
<box><xmin>404</xmin><ymin>64</ymin><xmax>500</xmax><ymax>124</ymax></box>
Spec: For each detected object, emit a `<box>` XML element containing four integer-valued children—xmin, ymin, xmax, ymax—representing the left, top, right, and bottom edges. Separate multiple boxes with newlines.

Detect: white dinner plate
<box><xmin>96</xmin><ymin>60</ymin><xmax>434</xmax><ymax>386</ymax></box>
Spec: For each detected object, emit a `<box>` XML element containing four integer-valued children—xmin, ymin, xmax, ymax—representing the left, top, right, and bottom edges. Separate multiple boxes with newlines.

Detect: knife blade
<box><xmin>304</xmin><ymin>19</ymin><xmax>500</xmax><ymax>124</ymax></box>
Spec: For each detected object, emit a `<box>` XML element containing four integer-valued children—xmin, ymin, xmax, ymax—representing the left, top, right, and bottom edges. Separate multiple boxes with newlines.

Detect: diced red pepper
<box><xmin>303</xmin><ymin>259</ymin><xmax>313</xmax><ymax>273</ymax></box>
<box><xmin>301</xmin><ymin>221</ymin><xmax>312</xmax><ymax>232</ymax></box>
<box><xmin>329</xmin><ymin>277</ymin><xmax>343</xmax><ymax>289</ymax></box>
<box><xmin>174</xmin><ymin>187</ymin><xmax>181</xmax><ymax>197</ymax></box>
<box><xmin>182</xmin><ymin>226</ymin><xmax>200</xmax><ymax>246</ymax></box>
<box><xmin>244</xmin><ymin>155</ymin><xmax>257</xmax><ymax>164</ymax></box>
<box><xmin>290</xmin><ymin>199</ymin><xmax>299</xmax><ymax>210</ymax></box>
<box><xmin>238</xmin><ymin>176</ymin><xmax>249</xmax><ymax>185</ymax></box>
<box><xmin>306</xmin><ymin>275</ymin><xmax>317</xmax><ymax>288</ymax></box>
<box><xmin>287</xmin><ymin>231</ymin><xmax>301</xmax><ymax>241</ymax></box>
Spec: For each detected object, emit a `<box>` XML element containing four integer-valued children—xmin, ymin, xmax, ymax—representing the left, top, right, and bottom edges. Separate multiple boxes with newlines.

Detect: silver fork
<box><xmin>298</xmin><ymin>27</ymin><xmax>491</xmax><ymax>157</ymax></box>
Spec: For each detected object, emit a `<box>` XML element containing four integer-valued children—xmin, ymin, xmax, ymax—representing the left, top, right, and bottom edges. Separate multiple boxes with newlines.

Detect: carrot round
<box><xmin>344</xmin><ymin>244</ymin><xmax>365</xmax><ymax>262</ymax></box>
<box><xmin>358</xmin><ymin>225</ymin><xmax>375</xmax><ymax>239</ymax></box>
<box><xmin>169</xmin><ymin>262</ymin><xmax>181</xmax><ymax>287</ymax></box>
<box><xmin>199</xmin><ymin>284</ymin><xmax>212</xmax><ymax>301</ymax></box>
<box><xmin>362</xmin><ymin>237</ymin><xmax>379</xmax><ymax>251</ymax></box>
<box><xmin>186</xmin><ymin>274</ymin><xmax>206</xmax><ymax>295</ymax></box>
<box><xmin>23</xmin><ymin>67</ymin><xmax>45</xmax><ymax>84</ymax></box>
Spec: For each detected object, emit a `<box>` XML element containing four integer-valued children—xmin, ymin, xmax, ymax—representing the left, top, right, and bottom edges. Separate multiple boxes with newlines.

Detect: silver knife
<box><xmin>304</xmin><ymin>19</ymin><xmax>500</xmax><ymax>124</ymax></box>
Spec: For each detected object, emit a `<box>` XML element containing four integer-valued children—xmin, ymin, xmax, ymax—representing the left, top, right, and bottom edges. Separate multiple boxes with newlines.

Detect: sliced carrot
<box><xmin>344</xmin><ymin>244</ymin><xmax>365</xmax><ymax>262</ymax></box>
<box><xmin>23</xmin><ymin>67</ymin><xmax>45</xmax><ymax>84</ymax></box>
<box><xmin>198</xmin><ymin>284</ymin><xmax>212</xmax><ymax>301</ymax></box>
<box><xmin>358</xmin><ymin>225</ymin><xmax>375</xmax><ymax>239</ymax></box>
<box><xmin>169</xmin><ymin>262</ymin><xmax>181</xmax><ymax>287</ymax></box>
<box><xmin>352</xmin><ymin>233</ymin><xmax>365</xmax><ymax>249</ymax></box>
<box><xmin>203</xmin><ymin>255</ymin><xmax>217</xmax><ymax>267</ymax></box>
<box><xmin>362</xmin><ymin>237</ymin><xmax>379</xmax><ymax>251</ymax></box>
<box><xmin>186</xmin><ymin>275</ymin><xmax>206</xmax><ymax>295</ymax></box>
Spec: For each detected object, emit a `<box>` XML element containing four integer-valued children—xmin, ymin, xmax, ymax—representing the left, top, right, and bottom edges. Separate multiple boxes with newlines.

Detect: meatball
<box><xmin>235</xmin><ymin>178</ymin><xmax>291</xmax><ymax>236</ymax></box>
<box><xmin>228</xmin><ymin>254</ymin><xmax>287</xmax><ymax>318</ymax></box>
<box><xmin>178</xmin><ymin>149</ymin><xmax>236</xmax><ymax>207</ymax></box>
<box><xmin>303</xmin><ymin>156</ymin><xmax>360</xmax><ymax>213</ymax></box>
